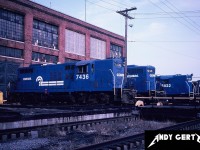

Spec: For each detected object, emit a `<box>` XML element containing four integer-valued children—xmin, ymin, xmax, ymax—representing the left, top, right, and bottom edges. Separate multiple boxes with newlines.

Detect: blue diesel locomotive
<box><xmin>126</xmin><ymin>65</ymin><xmax>193</xmax><ymax>97</ymax></box>
<box><xmin>8</xmin><ymin>58</ymin><xmax>125</xmax><ymax>105</ymax></box>
<box><xmin>7</xmin><ymin>58</ymin><xmax>200</xmax><ymax>105</ymax></box>
<box><xmin>125</xmin><ymin>64</ymin><xmax>199</xmax><ymax>105</ymax></box>
<box><xmin>156</xmin><ymin>74</ymin><xmax>193</xmax><ymax>97</ymax></box>
<box><xmin>126</xmin><ymin>65</ymin><xmax>156</xmax><ymax>96</ymax></box>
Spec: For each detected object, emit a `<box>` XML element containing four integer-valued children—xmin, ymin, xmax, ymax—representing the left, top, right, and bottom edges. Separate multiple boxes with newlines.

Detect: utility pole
<box><xmin>85</xmin><ymin>0</ymin><xmax>87</xmax><ymax>22</ymax></box>
<box><xmin>117</xmin><ymin>7</ymin><xmax>137</xmax><ymax>83</ymax></box>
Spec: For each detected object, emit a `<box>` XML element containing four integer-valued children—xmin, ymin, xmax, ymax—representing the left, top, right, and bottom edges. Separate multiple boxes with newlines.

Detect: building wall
<box><xmin>0</xmin><ymin>0</ymin><xmax>125</xmax><ymax>97</ymax></box>
<box><xmin>0</xmin><ymin>0</ymin><xmax>125</xmax><ymax>66</ymax></box>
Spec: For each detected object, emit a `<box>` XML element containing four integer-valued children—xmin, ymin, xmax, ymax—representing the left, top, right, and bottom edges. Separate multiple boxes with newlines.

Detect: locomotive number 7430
<box><xmin>76</xmin><ymin>74</ymin><xmax>89</xmax><ymax>80</ymax></box>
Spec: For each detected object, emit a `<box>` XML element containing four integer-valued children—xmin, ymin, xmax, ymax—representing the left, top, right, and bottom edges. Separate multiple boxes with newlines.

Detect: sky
<box><xmin>32</xmin><ymin>0</ymin><xmax>200</xmax><ymax>79</ymax></box>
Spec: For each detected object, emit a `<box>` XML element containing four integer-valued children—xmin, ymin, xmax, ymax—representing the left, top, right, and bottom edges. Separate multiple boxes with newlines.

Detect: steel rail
<box><xmin>76</xmin><ymin>119</ymin><xmax>200</xmax><ymax>150</ymax></box>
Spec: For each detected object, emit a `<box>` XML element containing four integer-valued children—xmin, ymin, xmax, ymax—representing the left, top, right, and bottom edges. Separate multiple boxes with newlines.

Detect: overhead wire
<box><xmin>132</xmin><ymin>41</ymin><xmax>200</xmax><ymax>61</ymax></box>
<box><xmin>148</xmin><ymin>0</ymin><xmax>200</xmax><ymax>35</ymax></box>
<box><xmin>97</xmin><ymin>0</ymin><xmax>122</xmax><ymax>9</ymax></box>
<box><xmin>163</xmin><ymin>0</ymin><xmax>200</xmax><ymax>28</ymax></box>
<box><xmin>132</xmin><ymin>10</ymin><xmax>200</xmax><ymax>15</ymax></box>
<box><xmin>160</xmin><ymin>0</ymin><xmax>200</xmax><ymax>33</ymax></box>
<box><xmin>86</xmin><ymin>0</ymin><xmax>116</xmax><ymax>12</ymax></box>
<box><xmin>110</xmin><ymin>0</ymin><xmax>133</xmax><ymax>7</ymax></box>
<box><xmin>129</xmin><ymin>40</ymin><xmax>200</xmax><ymax>43</ymax></box>
<box><xmin>135</xmin><ymin>16</ymin><xmax>200</xmax><ymax>19</ymax></box>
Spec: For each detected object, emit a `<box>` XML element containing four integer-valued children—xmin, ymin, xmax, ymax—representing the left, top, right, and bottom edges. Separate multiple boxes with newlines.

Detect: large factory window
<box><xmin>90</xmin><ymin>37</ymin><xmax>106</xmax><ymax>59</ymax></box>
<box><xmin>65</xmin><ymin>29</ymin><xmax>85</xmax><ymax>56</ymax></box>
<box><xmin>0</xmin><ymin>9</ymin><xmax>24</xmax><ymax>41</ymax></box>
<box><xmin>32</xmin><ymin>20</ymin><xmax>58</xmax><ymax>49</ymax></box>
<box><xmin>0</xmin><ymin>46</ymin><xmax>23</xmax><ymax>59</ymax></box>
<box><xmin>32</xmin><ymin>52</ymin><xmax>58</xmax><ymax>63</ymax></box>
<box><xmin>65</xmin><ymin>58</ymin><xmax>78</xmax><ymax>62</ymax></box>
<box><xmin>110</xmin><ymin>43</ymin><xmax>122</xmax><ymax>58</ymax></box>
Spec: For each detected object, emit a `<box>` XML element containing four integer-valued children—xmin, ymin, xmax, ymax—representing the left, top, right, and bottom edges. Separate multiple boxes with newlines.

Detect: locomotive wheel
<box><xmin>99</xmin><ymin>93</ymin><xmax>110</xmax><ymax>104</ymax></box>
<box><xmin>88</xmin><ymin>93</ymin><xmax>98</xmax><ymax>104</ymax></box>
<box><xmin>122</xmin><ymin>93</ymin><xmax>129</xmax><ymax>104</ymax></box>
<box><xmin>69</xmin><ymin>94</ymin><xmax>76</xmax><ymax>104</ymax></box>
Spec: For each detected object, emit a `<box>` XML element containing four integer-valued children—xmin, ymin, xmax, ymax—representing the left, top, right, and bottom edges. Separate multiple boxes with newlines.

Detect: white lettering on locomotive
<box><xmin>23</xmin><ymin>77</ymin><xmax>32</xmax><ymax>81</ymax></box>
<box><xmin>147</xmin><ymin>69</ymin><xmax>153</xmax><ymax>73</ymax></box>
<box><xmin>117</xmin><ymin>73</ymin><xmax>124</xmax><ymax>77</ymax></box>
<box><xmin>150</xmin><ymin>74</ymin><xmax>155</xmax><ymax>77</ymax></box>
<box><xmin>76</xmin><ymin>74</ymin><xmax>89</xmax><ymax>80</ymax></box>
<box><xmin>161</xmin><ymin>84</ymin><xmax>171</xmax><ymax>87</ymax></box>
<box><xmin>127</xmin><ymin>74</ymin><xmax>139</xmax><ymax>78</ymax></box>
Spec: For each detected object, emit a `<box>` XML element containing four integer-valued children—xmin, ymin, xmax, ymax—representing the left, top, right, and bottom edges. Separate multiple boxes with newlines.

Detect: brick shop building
<box><xmin>0</xmin><ymin>0</ymin><xmax>125</xmax><ymax>97</ymax></box>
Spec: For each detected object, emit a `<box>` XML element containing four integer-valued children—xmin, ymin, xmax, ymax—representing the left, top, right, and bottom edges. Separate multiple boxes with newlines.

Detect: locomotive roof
<box><xmin>128</xmin><ymin>65</ymin><xmax>155</xmax><ymax>69</ymax></box>
<box><xmin>75</xmin><ymin>58</ymin><xmax>121</xmax><ymax>66</ymax></box>
<box><xmin>156</xmin><ymin>74</ymin><xmax>193</xmax><ymax>79</ymax></box>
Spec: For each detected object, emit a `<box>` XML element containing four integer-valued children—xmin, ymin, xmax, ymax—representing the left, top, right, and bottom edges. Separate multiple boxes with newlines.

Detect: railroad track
<box><xmin>0</xmin><ymin>115</ymin><xmax>138</xmax><ymax>142</ymax></box>
<box><xmin>76</xmin><ymin>119</ymin><xmax>200</xmax><ymax>150</ymax></box>
<box><xmin>0</xmin><ymin>104</ymin><xmax>135</xmax><ymax>122</ymax></box>
<box><xmin>1</xmin><ymin>103</ymin><xmax>134</xmax><ymax>110</ymax></box>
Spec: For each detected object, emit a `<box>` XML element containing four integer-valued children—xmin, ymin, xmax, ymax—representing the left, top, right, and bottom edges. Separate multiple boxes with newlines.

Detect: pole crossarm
<box><xmin>117</xmin><ymin>7</ymin><xmax>137</xmax><ymax>13</ymax></box>
<box><xmin>117</xmin><ymin>12</ymin><xmax>134</xmax><ymax>19</ymax></box>
<box><xmin>116</xmin><ymin>7</ymin><xmax>137</xmax><ymax>19</ymax></box>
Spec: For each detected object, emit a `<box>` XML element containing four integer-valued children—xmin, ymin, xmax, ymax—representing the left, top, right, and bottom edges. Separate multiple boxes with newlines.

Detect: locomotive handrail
<box><xmin>185</xmin><ymin>81</ymin><xmax>191</xmax><ymax>97</ymax></box>
<box><xmin>191</xmin><ymin>82</ymin><xmax>196</xmax><ymax>98</ymax></box>
<box><xmin>121</xmin><ymin>75</ymin><xmax>124</xmax><ymax>98</ymax></box>
<box><xmin>109</xmin><ymin>69</ymin><xmax>115</xmax><ymax>95</ymax></box>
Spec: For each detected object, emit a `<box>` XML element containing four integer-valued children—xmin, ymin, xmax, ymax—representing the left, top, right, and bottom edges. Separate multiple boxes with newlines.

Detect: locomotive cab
<box><xmin>74</xmin><ymin>58</ymin><xmax>125</xmax><ymax>103</ymax></box>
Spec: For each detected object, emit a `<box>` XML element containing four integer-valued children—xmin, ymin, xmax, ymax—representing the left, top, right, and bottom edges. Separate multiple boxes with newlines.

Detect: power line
<box><xmin>129</xmin><ymin>40</ymin><xmax>200</xmax><ymax>43</ymax></box>
<box><xmin>148</xmin><ymin>0</ymin><xmax>200</xmax><ymax>35</ymax></box>
<box><xmin>134</xmin><ymin>41</ymin><xmax>200</xmax><ymax>61</ymax></box>
<box><xmin>132</xmin><ymin>10</ymin><xmax>200</xmax><ymax>15</ymax></box>
<box><xmin>97</xmin><ymin>0</ymin><xmax>122</xmax><ymax>9</ymax></box>
<box><xmin>163</xmin><ymin>0</ymin><xmax>200</xmax><ymax>28</ymax></box>
<box><xmin>87</xmin><ymin>0</ymin><xmax>116</xmax><ymax>12</ymax></box>
<box><xmin>111</xmin><ymin>0</ymin><xmax>134</xmax><ymax>8</ymax></box>
<box><xmin>160</xmin><ymin>0</ymin><xmax>200</xmax><ymax>33</ymax></box>
<box><xmin>135</xmin><ymin>16</ymin><xmax>200</xmax><ymax>19</ymax></box>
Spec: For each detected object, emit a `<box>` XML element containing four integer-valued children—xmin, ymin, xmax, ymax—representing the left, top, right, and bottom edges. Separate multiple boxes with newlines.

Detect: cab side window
<box><xmin>78</xmin><ymin>65</ymin><xmax>88</xmax><ymax>74</ymax></box>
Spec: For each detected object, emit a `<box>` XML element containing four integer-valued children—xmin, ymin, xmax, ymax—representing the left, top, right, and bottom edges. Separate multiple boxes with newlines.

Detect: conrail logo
<box><xmin>36</xmin><ymin>76</ymin><xmax>64</xmax><ymax>86</ymax></box>
<box><xmin>145</xmin><ymin>131</ymin><xmax>200</xmax><ymax>150</ymax></box>
<box><xmin>36</xmin><ymin>76</ymin><xmax>43</xmax><ymax>82</ymax></box>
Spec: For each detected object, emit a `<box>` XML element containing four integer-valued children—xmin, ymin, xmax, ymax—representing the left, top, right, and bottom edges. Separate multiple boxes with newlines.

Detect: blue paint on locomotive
<box><xmin>155</xmin><ymin>74</ymin><xmax>193</xmax><ymax>96</ymax></box>
<box><xmin>12</xmin><ymin>58</ymin><xmax>124</xmax><ymax>94</ymax></box>
<box><xmin>74</xmin><ymin>58</ymin><xmax>124</xmax><ymax>92</ymax></box>
<box><xmin>196</xmin><ymin>80</ymin><xmax>200</xmax><ymax>94</ymax></box>
<box><xmin>15</xmin><ymin>62</ymin><xmax>76</xmax><ymax>93</ymax></box>
<box><xmin>127</xmin><ymin>65</ymin><xmax>156</xmax><ymax>94</ymax></box>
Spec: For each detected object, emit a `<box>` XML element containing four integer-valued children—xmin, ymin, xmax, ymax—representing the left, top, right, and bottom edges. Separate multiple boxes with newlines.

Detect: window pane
<box><xmin>110</xmin><ymin>43</ymin><xmax>122</xmax><ymax>58</ymax></box>
<box><xmin>32</xmin><ymin>51</ymin><xmax>58</xmax><ymax>63</ymax></box>
<box><xmin>65</xmin><ymin>29</ymin><xmax>85</xmax><ymax>56</ymax></box>
<box><xmin>0</xmin><ymin>8</ymin><xmax>24</xmax><ymax>41</ymax></box>
<box><xmin>90</xmin><ymin>37</ymin><xmax>106</xmax><ymax>59</ymax></box>
<box><xmin>32</xmin><ymin>19</ymin><xmax>58</xmax><ymax>49</ymax></box>
<box><xmin>0</xmin><ymin>46</ymin><xmax>23</xmax><ymax>58</ymax></box>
